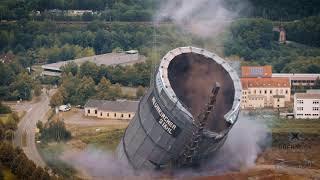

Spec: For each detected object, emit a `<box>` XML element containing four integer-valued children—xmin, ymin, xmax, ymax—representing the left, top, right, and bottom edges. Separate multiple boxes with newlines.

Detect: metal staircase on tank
<box><xmin>179</xmin><ymin>82</ymin><xmax>221</xmax><ymax>167</ymax></box>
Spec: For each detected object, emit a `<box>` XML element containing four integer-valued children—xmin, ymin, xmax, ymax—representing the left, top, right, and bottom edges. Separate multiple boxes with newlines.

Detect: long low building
<box><xmin>272</xmin><ymin>73</ymin><xmax>320</xmax><ymax>88</ymax></box>
<box><xmin>41</xmin><ymin>51</ymin><xmax>145</xmax><ymax>77</ymax></box>
<box><xmin>84</xmin><ymin>99</ymin><xmax>139</xmax><ymax>120</ymax></box>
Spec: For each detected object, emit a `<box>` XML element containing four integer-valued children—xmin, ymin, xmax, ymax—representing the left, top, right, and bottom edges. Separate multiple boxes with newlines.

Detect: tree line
<box><xmin>224</xmin><ymin>18</ymin><xmax>320</xmax><ymax>73</ymax></box>
<box><xmin>50</xmin><ymin>61</ymin><xmax>150</xmax><ymax>107</ymax></box>
<box><xmin>0</xmin><ymin>104</ymin><xmax>57</xmax><ymax>179</ymax></box>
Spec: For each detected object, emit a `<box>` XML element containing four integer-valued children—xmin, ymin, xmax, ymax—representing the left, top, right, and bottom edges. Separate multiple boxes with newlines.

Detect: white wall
<box><xmin>294</xmin><ymin>96</ymin><xmax>320</xmax><ymax>119</ymax></box>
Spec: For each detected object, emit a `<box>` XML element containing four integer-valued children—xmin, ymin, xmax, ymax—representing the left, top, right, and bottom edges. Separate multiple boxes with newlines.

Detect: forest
<box><xmin>0</xmin><ymin>0</ymin><xmax>319</xmax><ymax>101</ymax></box>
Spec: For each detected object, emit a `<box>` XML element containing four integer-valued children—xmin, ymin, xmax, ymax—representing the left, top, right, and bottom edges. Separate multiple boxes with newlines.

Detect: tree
<box><xmin>76</xmin><ymin>76</ymin><xmax>96</xmax><ymax>104</ymax></box>
<box><xmin>108</xmin><ymin>83</ymin><xmax>122</xmax><ymax>100</ymax></box>
<box><xmin>50</xmin><ymin>91</ymin><xmax>64</xmax><ymax>108</ymax></box>
<box><xmin>79</xmin><ymin>61</ymin><xmax>99</xmax><ymax>83</ymax></box>
<box><xmin>9</xmin><ymin>72</ymin><xmax>34</xmax><ymax>100</ymax></box>
<box><xmin>136</xmin><ymin>86</ymin><xmax>145</xmax><ymax>98</ymax></box>
<box><xmin>61</xmin><ymin>62</ymin><xmax>78</xmax><ymax>76</ymax></box>
<box><xmin>95</xmin><ymin>77</ymin><xmax>112</xmax><ymax>99</ymax></box>
<box><xmin>34</xmin><ymin>83</ymin><xmax>42</xmax><ymax>97</ymax></box>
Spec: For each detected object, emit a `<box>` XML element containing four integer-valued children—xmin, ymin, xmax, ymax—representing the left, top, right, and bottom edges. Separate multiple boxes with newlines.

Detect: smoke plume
<box><xmin>176</xmin><ymin>112</ymin><xmax>270</xmax><ymax>177</ymax></box>
<box><xmin>61</xmin><ymin>112</ymin><xmax>269</xmax><ymax>178</ymax></box>
<box><xmin>155</xmin><ymin>0</ymin><xmax>249</xmax><ymax>37</ymax></box>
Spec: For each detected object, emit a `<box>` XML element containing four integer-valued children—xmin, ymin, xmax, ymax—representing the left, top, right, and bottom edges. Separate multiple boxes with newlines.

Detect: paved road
<box><xmin>13</xmin><ymin>89</ymin><xmax>54</xmax><ymax>168</ymax></box>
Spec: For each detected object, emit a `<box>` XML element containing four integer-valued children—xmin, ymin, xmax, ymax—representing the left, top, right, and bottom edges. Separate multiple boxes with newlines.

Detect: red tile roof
<box><xmin>241</xmin><ymin>66</ymin><xmax>272</xmax><ymax>78</ymax></box>
<box><xmin>295</xmin><ymin>93</ymin><xmax>320</xmax><ymax>99</ymax></box>
<box><xmin>241</xmin><ymin>77</ymin><xmax>290</xmax><ymax>89</ymax></box>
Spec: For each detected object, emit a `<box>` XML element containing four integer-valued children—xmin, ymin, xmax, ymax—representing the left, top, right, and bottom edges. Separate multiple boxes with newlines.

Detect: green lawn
<box><xmin>79</xmin><ymin>128</ymin><xmax>125</xmax><ymax>151</ymax></box>
<box><xmin>272</xmin><ymin>119</ymin><xmax>320</xmax><ymax>134</ymax></box>
<box><xmin>1</xmin><ymin>166</ymin><xmax>17</xmax><ymax>180</ymax></box>
<box><xmin>37</xmin><ymin>143</ymin><xmax>76</xmax><ymax>178</ymax></box>
<box><xmin>0</xmin><ymin>114</ymin><xmax>11</xmax><ymax>124</ymax></box>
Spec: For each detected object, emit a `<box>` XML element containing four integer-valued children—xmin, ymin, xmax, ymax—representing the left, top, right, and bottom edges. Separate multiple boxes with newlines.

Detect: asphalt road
<box><xmin>13</xmin><ymin>89</ymin><xmax>54</xmax><ymax>168</ymax></box>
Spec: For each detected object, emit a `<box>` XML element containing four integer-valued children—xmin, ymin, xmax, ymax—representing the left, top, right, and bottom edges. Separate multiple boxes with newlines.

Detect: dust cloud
<box><xmin>155</xmin><ymin>0</ymin><xmax>250</xmax><ymax>37</ymax></box>
<box><xmin>176</xmin><ymin>112</ymin><xmax>270</xmax><ymax>177</ymax></box>
<box><xmin>61</xmin><ymin>112</ymin><xmax>269</xmax><ymax>178</ymax></box>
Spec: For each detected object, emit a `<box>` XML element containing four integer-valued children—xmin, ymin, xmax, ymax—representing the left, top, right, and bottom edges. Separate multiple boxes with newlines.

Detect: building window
<box><xmin>297</xmin><ymin>100</ymin><xmax>304</xmax><ymax>104</ymax></box>
<box><xmin>313</xmin><ymin>114</ymin><xmax>319</xmax><ymax>116</ymax></box>
<box><xmin>121</xmin><ymin>114</ymin><xmax>124</xmax><ymax>118</ymax></box>
<box><xmin>95</xmin><ymin>110</ymin><xmax>97</xmax><ymax>114</ymax></box>
<box><xmin>280</xmin><ymin>89</ymin><xmax>283</xmax><ymax>94</ymax></box>
<box><xmin>297</xmin><ymin>107</ymin><xmax>303</xmax><ymax>111</ymax></box>
<box><xmin>270</xmin><ymin>90</ymin><xmax>272</xmax><ymax>94</ymax></box>
<box><xmin>100</xmin><ymin>112</ymin><xmax>102</xmax><ymax>116</ymax></box>
<box><xmin>88</xmin><ymin>109</ymin><xmax>90</xmax><ymax>114</ymax></box>
<box><xmin>129</xmin><ymin>114</ymin><xmax>131</xmax><ymax>118</ymax></box>
<box><xmin>313</xmin><ymin>101</ymin><xmax>319</xmax><ymax>104</ymax></box>
<box><xmin>313</xmin><ymin>107</ymin><xmax>319</xmax><ymax>111</ymax></box>
<box><xmin>114</xmin><ymin>113</ymin><xmax>116</xmax><ymax>117</ymax></box>
<box><xmin>107</xmin><ymin>113</ymin><xmax>109</xmax><ymax>117</ymax></box>
<box><xmin>277</xmin><ymin>98</ymin><xmax>280</xmax><ymax>102</ymax></box>
<box><xmin>285</xmin><ymin>90</ymin><xmax>288</xmax><ymax>94</ymax></box>
<box><xmin>265</xmin><ymin>90</ymin><xmax>267</xmax><ymax>94</ymax></box>
<box><xmin>254</xmin><ymin>90</ymin><xmax>256</xmax><ymax>94</ymax></box>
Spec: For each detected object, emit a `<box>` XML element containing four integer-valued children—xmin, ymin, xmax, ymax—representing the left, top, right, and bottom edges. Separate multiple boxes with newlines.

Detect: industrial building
<box><xmin>294</xmin><ymin>90</ymin><xmax>320</xmax><ymax>119</ymax></box>
<box><xmin>41</xmin><ymin>51</ymin><xmax>144</xmax><ymax>77</ymax></box>
<box><xmin>241</xmin><ymin>77</ymin><xmax>291</xmax><ymax>109</ymax></box>
<box><xmin>84</xmin><ymin>99</ymin><xmax>139</xmax><ymax>120</ymax></box>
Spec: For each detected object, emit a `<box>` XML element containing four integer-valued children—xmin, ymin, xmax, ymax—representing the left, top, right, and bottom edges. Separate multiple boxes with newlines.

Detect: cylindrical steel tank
<box><xmin>116</xmin><ymin>47</ymin><xmax>242</xmax><ymax>170</ymax></box>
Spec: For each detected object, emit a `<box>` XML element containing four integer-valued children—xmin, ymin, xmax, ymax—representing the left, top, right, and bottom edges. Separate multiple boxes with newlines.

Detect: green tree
<box><xmin>50</xmin><ymin>91</ymin><xmax>64</xmax><ymax>108</ymax></box>
<box><xmin>76</xmin><ymin>76</ymin><xmax>96</xmax><ymax>104</ymax></box>
<box><xmin>95</xmin><ymin>77</ymin><xmax>112</xmax><ymax>99</ymax></box>
<box><xmin>34</xmin><ymin>83</ymin><xmax>42</xmax><ymax>97</ymax></box>
<box><xmin>9</xmin><ymin>72</ymin><xmax>34</xmax><ymax>100</ymax></box>
<box><xmin>61</xmin><ymin>62</ymin><xmax>78</xmax><ymax>76</ymax></box>
<box><xmin>136</xmin><ymin>86</ymin><xmax>145</xmax><ymax>98</ymax></box>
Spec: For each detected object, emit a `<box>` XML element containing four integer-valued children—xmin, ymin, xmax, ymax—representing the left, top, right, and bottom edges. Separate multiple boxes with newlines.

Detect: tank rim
<box><xmin>155</xmin><ymin>46</ymin><xmax>242</xmax><ymax>125</ymax></box>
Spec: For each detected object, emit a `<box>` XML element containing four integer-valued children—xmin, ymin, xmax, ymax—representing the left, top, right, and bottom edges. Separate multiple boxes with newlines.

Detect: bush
<box><xmin>0</xmin><ymin>103</ymin><xmax>11</xmax><ymax>114</ymax></box>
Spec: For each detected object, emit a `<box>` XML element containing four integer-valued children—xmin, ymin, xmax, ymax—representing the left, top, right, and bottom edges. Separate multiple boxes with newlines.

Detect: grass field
<box><xmin>272</xmin><ymin>119</ymin><xmax>320</xmax><ymax>134</ymax></box>
<box><xmin>78</xmin><ymin>128</ymin><xmax>125</xmax><ymax>151</ymax></box>
<box><xmin>37</xmin><ymin>143</ymin><xmax>77</xmax><ymax>178</ymax></box>
<box><xmin>121</xmin><ymin>86</ymin><xmax>137</xmax><ymax>98</ymax></box>
<box><xmin>0</xmin><ymin>114</ymin><xmax>11</xmax><ymax>124</ymax></box>
<box><xmin>1</xmin><ymin>166</ymin><xmax>17</xmax><ymax>180</ymax></box>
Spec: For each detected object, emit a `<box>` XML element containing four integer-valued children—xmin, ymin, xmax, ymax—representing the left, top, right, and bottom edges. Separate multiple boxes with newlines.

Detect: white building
<box><xmin>294</xmin><ymin>90</ymin><xmax>320</xmax><ymax>119</ymax></box>
<box><xmin>241</xmin><ymin>77</ymin><xmax>291</xmax><ymax>109</ymax></box>
<box><xmin>84</xmin><ymin>99</ymin><xmax>138</xmax><ymax>120</ymax></box>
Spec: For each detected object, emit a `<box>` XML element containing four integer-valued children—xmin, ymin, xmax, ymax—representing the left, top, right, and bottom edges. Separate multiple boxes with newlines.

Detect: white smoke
<box><xmin>61</xmin><ymin>112</ymin><xmax>269</xmax><ymax>178</ymax></box>
<box><xmin>176</xmin><ymin>112</ymin><xmax>270</xmax><ymax>177</ymax></box>
<box><xmin>155</xmin><ymin>0</ymin><xmax>249</xmax><ymax>37</ymax></box>
<box><xmin>60</xmin><ymin>147</ymin><xmax>136</xmax><ymax>179</ymax></box>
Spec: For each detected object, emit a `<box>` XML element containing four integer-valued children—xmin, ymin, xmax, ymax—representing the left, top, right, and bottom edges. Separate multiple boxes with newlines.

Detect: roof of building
<box><xmin>295</xmin><ymin>93</ymin><xmax>320</xmax><ymax>99</ymax></box>
<box><xmin>241</xmin><ymin>77</ymin><xmax>290</xmax><ymax>89</ymax></box>
<box><xmin>42</xmin><ymin>52</ymin><xmax>143</xmax><ymax>72</ymax></box>
<box><xmin>84</xmin><ymin>99</ymin><xmax>139</xmax><ymax>112</ymax></box>
<box><xmin>272</xmin><ymin>73</ymin><xmax>320</xmax><ymax>79</ymax></box>
<box><xmin>241</xmin><ymin>66</ymin><xmax>272</xmax><ymax>78</ymax></box>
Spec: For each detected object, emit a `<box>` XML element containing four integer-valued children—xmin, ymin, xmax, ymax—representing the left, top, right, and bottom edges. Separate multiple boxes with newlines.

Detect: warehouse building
<box><xmin>41</xmin><ymin>51</ymin><xmax>144</xmax><ymax>77</ymax></box>
<box><xmin>84</xmin><ymin>99</ymin><xmax>139</xmax><ymax>120</ymax></box>
<box><xmin>294</xmin><ymin>90</ymin><xmax>320</xmax><ymax>119</ymax></box>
